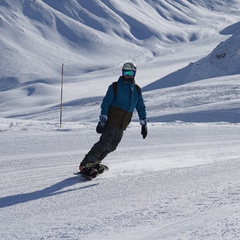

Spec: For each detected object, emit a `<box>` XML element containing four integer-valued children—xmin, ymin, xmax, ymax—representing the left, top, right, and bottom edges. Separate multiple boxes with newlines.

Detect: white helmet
<box><xmin>122</xmin><ymin>62</ymin><xmax>137</xmax><ymax>72</ymax></box>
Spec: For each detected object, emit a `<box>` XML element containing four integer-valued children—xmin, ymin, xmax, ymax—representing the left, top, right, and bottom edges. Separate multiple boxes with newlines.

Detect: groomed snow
<box><xmin>1</xmin><ymin>0</ymin><xmax>240</xmax><ymax>239</ymax></box>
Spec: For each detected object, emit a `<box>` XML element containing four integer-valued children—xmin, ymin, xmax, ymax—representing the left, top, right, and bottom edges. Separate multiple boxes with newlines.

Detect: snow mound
<box><xmin>143</xmin><ymin>28</ymin><xmax>240</xmax><ymax>91</ymax></box>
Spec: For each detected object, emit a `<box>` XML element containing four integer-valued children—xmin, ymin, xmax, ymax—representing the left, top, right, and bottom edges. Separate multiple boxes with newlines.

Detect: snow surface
<box><xmin>1</xmin><ymin>0</ymin><xmax>240</xmax><ymax>239</ymax></box>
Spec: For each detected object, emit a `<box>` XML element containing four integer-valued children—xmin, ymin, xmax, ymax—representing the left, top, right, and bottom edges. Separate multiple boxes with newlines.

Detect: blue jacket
<box><xmin>101</xmin><ymin>77</ymin><xmax>146</xmax><ymax>129</ymax></box>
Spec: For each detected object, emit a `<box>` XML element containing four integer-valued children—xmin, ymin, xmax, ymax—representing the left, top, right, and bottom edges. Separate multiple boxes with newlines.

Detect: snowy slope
<box><xmin>1</xmin><ymin>1</ymin><xmax>240</xmax><ymax>240</ymax></box>
<box><xmin>1</xmin><ymin>121</ymin><xmax>240</xmax><ymax>240</ymax></box>
<box><xmin>1</xmin><ymin>0</ymin><xmax>240</xmax><ymax>84</ymax></box>
<box><xmin>1</xmin><ymin>0</ymin><xmax>240</xmax><ymax>119</ymax></box>
<box><xmin>143</xmin><ymin>27</ymin><xmax>240</xmax><ymax>91</ymax></box>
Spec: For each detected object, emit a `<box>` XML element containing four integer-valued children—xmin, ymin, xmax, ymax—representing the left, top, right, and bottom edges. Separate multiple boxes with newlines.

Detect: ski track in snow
<box><xmin>1</xmin><ymin>122</ymin><xmax>240</xmax><ymax>239</ymax></box>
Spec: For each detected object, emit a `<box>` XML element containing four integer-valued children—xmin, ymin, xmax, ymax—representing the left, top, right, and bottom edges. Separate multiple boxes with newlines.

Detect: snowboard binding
<box><xmin>76</xmin><ymin>163</ymin><xmax>109</xmax><ymax>180</ymax></box>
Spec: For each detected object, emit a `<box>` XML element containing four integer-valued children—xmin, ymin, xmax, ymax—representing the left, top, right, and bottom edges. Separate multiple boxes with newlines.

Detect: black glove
<box><xmin>140</xmin><ymin>118</ymin><xmax>148</xmax><ymax>139</ymax></box>
<box><xmin>141</xmin><ymin>125</ymin><xmax>147</xmax><ymax>139</ymax></box>
<box><xmin>96</xmin><ymin>115</ymin><xmax>108</xmax><ymax>134</ymax></box>
<box><xmin>96</xmin><ymin>121</ymin><xmax>104</xmax><ymax>133</ymax></box>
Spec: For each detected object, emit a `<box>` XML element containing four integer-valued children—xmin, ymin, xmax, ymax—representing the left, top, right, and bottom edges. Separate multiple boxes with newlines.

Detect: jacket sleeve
<box><xmin>136</xmin><ymin>91</ymin><xmax>147</xmax><ymax>120</ymax></box>
<box><xmin>100</xmin><ymin>84</ymin><xmax>115</xmax><ymax>116</ymax></box>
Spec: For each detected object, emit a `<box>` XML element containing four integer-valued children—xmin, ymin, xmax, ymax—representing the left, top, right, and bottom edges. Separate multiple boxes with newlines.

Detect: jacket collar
<box><xmin>119</xmin><ymin>76</ymin><xmax>135</xmax><ymax>85</ymax></box>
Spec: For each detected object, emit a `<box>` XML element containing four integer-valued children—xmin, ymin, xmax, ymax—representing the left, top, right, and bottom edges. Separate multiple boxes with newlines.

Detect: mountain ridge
<box><xmin>1</xmin><ymin>0</ymin><xmax>240</xmax><ymax>84</ymax></box>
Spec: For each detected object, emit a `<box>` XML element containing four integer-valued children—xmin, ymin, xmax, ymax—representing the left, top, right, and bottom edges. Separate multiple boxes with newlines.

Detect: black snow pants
<box><xmin>81</xmin><ymin>124</ymin><xmax>123</xmax><ymax>166</ymax></box>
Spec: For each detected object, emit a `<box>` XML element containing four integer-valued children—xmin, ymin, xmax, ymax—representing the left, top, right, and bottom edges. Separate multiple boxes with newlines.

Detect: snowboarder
<box><xmin>79</xmin><ymin>62</ymin><xmax>148</xmax><ymax>177</ymax></box>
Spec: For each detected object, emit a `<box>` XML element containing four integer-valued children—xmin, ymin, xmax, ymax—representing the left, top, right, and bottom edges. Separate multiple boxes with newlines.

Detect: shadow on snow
<box><xmin>0</xmin><ymin>176</ymin><xmax>98</xmax><ymax>208</ymax></box>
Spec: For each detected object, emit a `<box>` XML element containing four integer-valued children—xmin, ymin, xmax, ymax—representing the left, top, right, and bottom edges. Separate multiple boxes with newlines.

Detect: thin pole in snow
<box><xmin>60</xmin><ymin>63</ymin><xmax>64</xmax><ymax>127</ymax></box>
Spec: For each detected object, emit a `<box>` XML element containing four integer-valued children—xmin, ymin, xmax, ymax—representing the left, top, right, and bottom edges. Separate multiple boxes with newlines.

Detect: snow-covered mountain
<box><xmin>144</xmin><ymin>25</ymin><xmax>240</xmax><ymax>91</ymax></box>
<box><xmin>1</xmin><ymin>0</ymin><xmax>240</xmax><ymax>120</ymax></box>
<box><xmin>1</xmin><ymin>1</ymin><xmax>240</xmax><ymax>240</ymax></box>
<box><xmin>1</xmin><ymin>0</ymin><xmax>240</xmax><ymax>85</ymax></box>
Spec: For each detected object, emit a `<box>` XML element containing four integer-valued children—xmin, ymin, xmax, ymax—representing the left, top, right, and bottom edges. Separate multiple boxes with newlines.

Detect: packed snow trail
<box><xmin>1</xmin><ymin>121</ymin><xmax>240</xmax><ymax>239</ymax></box>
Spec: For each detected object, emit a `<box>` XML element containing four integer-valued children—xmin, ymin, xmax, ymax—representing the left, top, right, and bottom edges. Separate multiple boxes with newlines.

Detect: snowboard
<box><xmin>74</xmin><ymin>164</ymin><xmax>109</xmax><ymax>180</ymax></box>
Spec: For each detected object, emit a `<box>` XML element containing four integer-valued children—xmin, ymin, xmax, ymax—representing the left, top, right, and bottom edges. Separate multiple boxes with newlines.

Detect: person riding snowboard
<box><xmin>79</xmin><ymin>62</ymin><xmax>148</xmax><ymax>177</ymax></box>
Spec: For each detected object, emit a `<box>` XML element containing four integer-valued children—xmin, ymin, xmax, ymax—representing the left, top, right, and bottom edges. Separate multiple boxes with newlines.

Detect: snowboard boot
<box><xmin>79</xmin><ymin>162</ymin><xmax>106</xmax><ymax>178</ymax></box>
<box><xmin>94</xmin><ymin>163</ymin><xmax>105</xmax><ymax>174</ymax></box>
<box><xmin>80</xmin><ymin>164</ymin><xmax>98</xmax><ymax>178</ymax></box>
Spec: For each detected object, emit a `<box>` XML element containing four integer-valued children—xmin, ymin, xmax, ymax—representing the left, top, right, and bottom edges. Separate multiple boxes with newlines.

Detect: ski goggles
<box><xmin>122</xmin><ymin>70</ymin><xmax>135</xmax><ymax>77</ymax></box>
